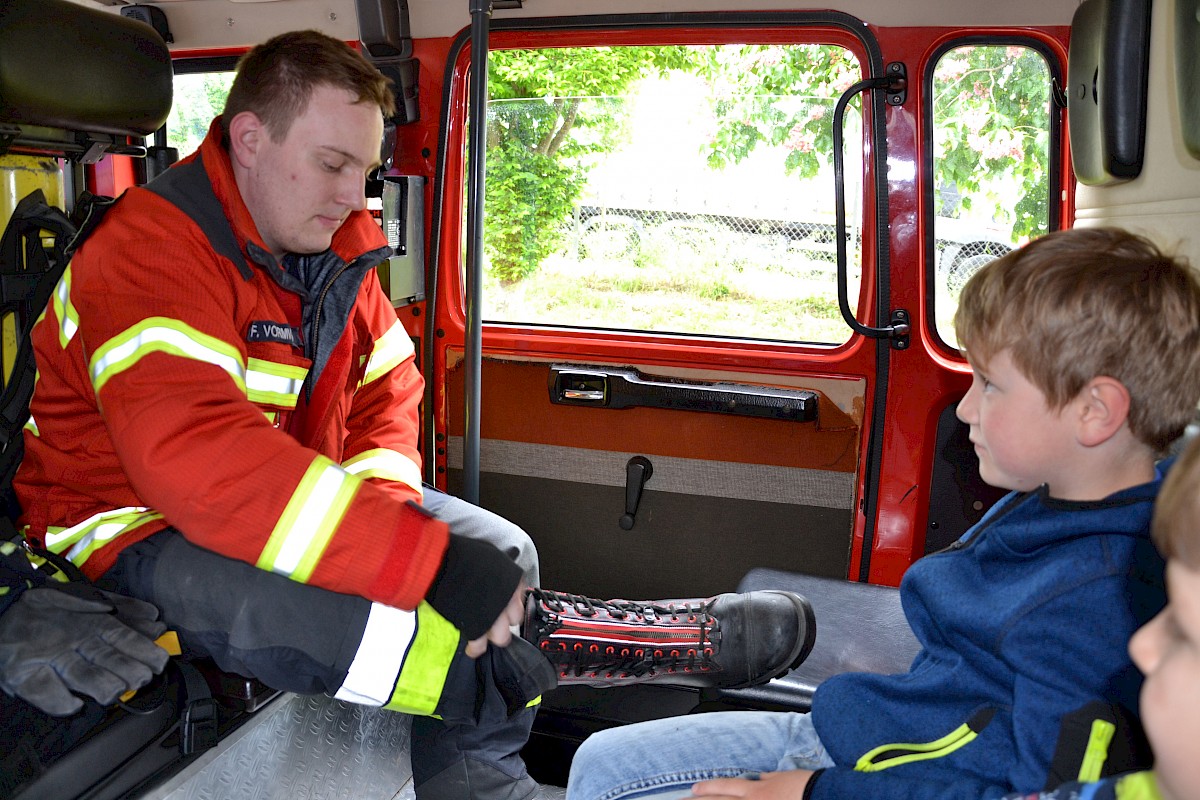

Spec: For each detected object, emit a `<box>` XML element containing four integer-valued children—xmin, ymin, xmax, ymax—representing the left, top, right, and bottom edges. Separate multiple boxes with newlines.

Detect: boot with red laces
<box><xmin>523</xmin><ymin>588</ymin><xmax>815</xmax><ymax>690</ymax></box>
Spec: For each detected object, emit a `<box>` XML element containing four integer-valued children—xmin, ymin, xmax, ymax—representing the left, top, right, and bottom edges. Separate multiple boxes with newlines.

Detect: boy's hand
<box><xmin>465</xmin><ymin>582</ymin><xmax>527</xmax><ymax>658</ymax></box>
<box><xmin>690</xmin><ymin>770</ymin><xmax>814</xmax><ymax>799</ymax></box>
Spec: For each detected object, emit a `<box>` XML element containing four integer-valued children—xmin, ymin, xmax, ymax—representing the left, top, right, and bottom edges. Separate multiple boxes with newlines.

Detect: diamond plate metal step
<box><xmin>137</xmin><ymin>693</ymin><xmax>565</xmax><ymax>800</ymax></box>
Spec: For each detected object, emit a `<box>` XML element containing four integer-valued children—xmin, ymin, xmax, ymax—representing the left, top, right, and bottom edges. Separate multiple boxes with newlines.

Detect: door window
<box><xmin>930</xmin><ymin>44</ymin><xmax>1053</xmax><ymax>347</ymax></box>
<box><xmin>481</xmin><ymin>43</ymin><xmax>864</xmax><ymax>345</ymax></box>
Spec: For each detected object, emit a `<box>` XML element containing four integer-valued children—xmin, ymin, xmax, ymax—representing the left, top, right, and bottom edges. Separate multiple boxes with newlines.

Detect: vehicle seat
<box><xmin>699</xmin><ymin>566</ymin><xmax>921</xmax><ymax>712</ymax></box>
<box><xmin>1</xmin><ymin>4</ymin><xmax>278</xmax><ymax>798</ymax></box>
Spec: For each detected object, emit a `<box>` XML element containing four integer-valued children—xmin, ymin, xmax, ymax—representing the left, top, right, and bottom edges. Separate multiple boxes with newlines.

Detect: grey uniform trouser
<box><xmin>101</xmin><ymin>488</ymin><xmax>543</xmax><ymax>800</ymax></box>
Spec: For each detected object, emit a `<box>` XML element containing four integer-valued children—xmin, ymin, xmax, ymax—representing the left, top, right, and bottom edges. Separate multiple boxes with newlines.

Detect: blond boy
<box><xmin>567</xmin><ymin>227</ymin><xmax>1200</xmax><ymax>800</ymax></box>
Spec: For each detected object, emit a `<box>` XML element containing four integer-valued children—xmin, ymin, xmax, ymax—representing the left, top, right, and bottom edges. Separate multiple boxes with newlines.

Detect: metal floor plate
<box><xmin>139</xmin><ymin>693</ymin><xmax>565</xmax><ymax>800</ymax></box>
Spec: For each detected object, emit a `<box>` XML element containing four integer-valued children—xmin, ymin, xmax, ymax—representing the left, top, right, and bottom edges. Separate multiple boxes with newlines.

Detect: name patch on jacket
<box><xmin>247</xmin><ymin>321</ymin><xmax>303</xmax><ymax>348</ymax></box>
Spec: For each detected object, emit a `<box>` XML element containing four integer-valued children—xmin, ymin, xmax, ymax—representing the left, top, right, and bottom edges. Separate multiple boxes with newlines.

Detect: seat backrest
<box><xmin>0</xmin><ymin>0</ymin><xmax>172</xmax><ymax>526</ymax></box>
<box><xmin>0</xmin><ymin>0</ymin><xmax>173</xmax><ymax>162</ymax></box>
<box><xmin>705</xmin><ymin>567</ymin><xmax>921</xmax><ymax>711</ymax></box>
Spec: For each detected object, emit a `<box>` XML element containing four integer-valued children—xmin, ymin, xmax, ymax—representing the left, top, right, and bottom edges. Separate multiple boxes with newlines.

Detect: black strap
<box><xmin>0</xmin><ymin>189</ymin><xmax>115</xmax><ymax>521</ymax></box>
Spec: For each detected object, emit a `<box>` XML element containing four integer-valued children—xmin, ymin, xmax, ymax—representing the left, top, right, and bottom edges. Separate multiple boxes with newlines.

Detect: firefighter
<box><xmin>12</xmin><ymin>30</ymin><xmax>811</xmax><ymax>799</ymax></box>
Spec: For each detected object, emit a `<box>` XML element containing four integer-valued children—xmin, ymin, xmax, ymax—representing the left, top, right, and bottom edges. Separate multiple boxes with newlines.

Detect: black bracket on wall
<box><xmin>620</xmin><ymin>456</ymin><xmax>654</xmax><ymax>530</ymax></box>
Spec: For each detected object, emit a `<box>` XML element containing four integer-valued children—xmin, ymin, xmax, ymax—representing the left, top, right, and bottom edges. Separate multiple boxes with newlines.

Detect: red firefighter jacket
<box><xmin>14</xmin><ymin>120</ymin><xmax>447</xmax><ymax>611</ymax></box>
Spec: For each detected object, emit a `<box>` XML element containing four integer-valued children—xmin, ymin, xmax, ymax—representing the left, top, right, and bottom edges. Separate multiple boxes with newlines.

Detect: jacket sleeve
<box><xmin>338</xmin><ymin>280</ymin><xmax>425</xmax><ymax>504</ymax></box>
<box><xmin>1000</xmin><ymin>574</ymin><xmax>1142</xmax><ymax>793</ymax></box>
<box><xmin>70</xmin><ymin>206</ymin><xmax>446</xmax><ymax>611</ymax></box>
<box><xmin>812</xmin><ymin>573</ymin><xmax>1141</xmax><ymax>800</ymax></box>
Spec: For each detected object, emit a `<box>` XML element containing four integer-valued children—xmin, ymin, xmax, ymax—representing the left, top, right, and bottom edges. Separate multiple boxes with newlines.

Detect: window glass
<box><xmin>931</xmin><ymin>45</ymin><xmax>1051</xmax><ymax>347</ymax></box>
<box><xmin>481</xmin><ymin>44</ymin><xmax>864</xmax><ymax>344</ymax></box>
<box><xmin>165</xmin><ymin>72</ymin><xmax>236</xmax><ymax>156</ymax></box>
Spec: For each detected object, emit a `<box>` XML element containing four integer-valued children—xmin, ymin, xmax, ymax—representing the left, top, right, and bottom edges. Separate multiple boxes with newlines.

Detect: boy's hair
<box><xmin>955</xmin><ymin>226</ymin><xmax>1200</xmax><ymax>453</ymax></box>
<box><xmin>1153</xmin><ymin>437</ymin><xmax>1200</xmax><ymax>569</ymax></box>
<box><xmin>220</xmin><ymin>30</ymin><xmax>395</xmax><ymax>143</ymax></box>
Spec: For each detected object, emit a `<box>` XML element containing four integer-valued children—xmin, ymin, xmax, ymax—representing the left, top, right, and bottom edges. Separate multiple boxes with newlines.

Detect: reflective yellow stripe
<box><xmin>1077</xmin><ymin>718</ymin><xmax>1117</xmax><ymax>782</ymax></box>
<box><xmin>53</xmin><ymin>265</ymin><xmax>79</xmax><ymax>348</ymax></box>
<box><xmin>854</xmin><ymin>709</ymin><xmax>994</xmax><ymax>773</ymax></box>
<box><xmin>90</xmin><ymin>317</ymin><xmax>246</xmax><ymax>395</ymax></box>
<box><xmin>383</xmin><ymin>602</ymin><xmax>460</xmax><ymax>715</ymax></box>
<box><xmin>256</xmin><ymin>455</ymin><xmax>360</xmax><ymax>583</ymax></box>
<box><xmin>246</xmin><ymin>357</ymin><xmax>307</xmax><ymax>408</ymax></box>
<box><xmin>342</xmin><ymin>448</ymin><xmax>423</xmax><ymax>496</ymax></box>
<box><xmin>359</xmin><ymin>321</ymin><xmax>414</xmax><ymax>388</ymax></box>
<box><xmin>44</xmin><ymin>507</ymin><xmax>164</xmax><ymax>568</ymax></box>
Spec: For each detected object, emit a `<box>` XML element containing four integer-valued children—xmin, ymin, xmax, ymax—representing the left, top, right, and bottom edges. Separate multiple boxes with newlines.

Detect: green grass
<box><xmin>483</xmin><ymin>227</ymin><xmax>859</xmax><ymax>344</ymax></box>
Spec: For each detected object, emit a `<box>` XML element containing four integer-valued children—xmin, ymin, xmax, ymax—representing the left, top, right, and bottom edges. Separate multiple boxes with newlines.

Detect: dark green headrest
<box><xmin>0</xmin><ymin>0</ymin><xmax>172</xmax><ymax>138</ymax></box>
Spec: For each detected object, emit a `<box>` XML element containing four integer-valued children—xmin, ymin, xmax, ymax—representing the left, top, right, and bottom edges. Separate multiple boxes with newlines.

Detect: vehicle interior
<box><xmin>0</xmin><ymin>0</ymin><xmax>1195</xmax><ymax>796</ymax></box>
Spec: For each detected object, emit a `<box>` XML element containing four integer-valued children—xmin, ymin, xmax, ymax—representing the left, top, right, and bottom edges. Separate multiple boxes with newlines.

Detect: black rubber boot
<box><xmin>523</xmin><ymin>588</ymin><xmax>815</xmax><ymax>690</ymax></box>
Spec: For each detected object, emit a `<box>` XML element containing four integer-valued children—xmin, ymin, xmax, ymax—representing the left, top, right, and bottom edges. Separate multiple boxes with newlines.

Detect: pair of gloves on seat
<box><xmin>0</xmin><ymin>582</ymin><xmax>169</xmax><ymax>716</ymax></box>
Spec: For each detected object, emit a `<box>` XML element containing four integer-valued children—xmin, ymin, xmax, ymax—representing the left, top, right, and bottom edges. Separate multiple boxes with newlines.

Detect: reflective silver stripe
<box><xmin>246</xmin><ymin>358</ymin><xmax>307</xmax><ymax>408</ymax></box>
<box><xmin>23</xmin><ymin>415</ymin><xmax>38</xmax><ymax>437</ymax></box>
<box><xmin>360</xmin><ymin>321</ymin><xmax>414</xmax><ymax>388</ymax></box>
<box><xmin>334</xmin><ymin>602</ymin><xmax>418</xmax><ymax>706</ymax></box>
<box><xmin>257</xmin><ymin>456</ymin><xmax>360</xmax><ymax>582</ymax></box>
<box><xmin>90</xmin><ymin>317</ymin><xmax>246</xmax><ymax>395</ymax></box>
<box><xmin>342</xmin><ymin>449</ymin><xmax>423</xmax><ymax>496</ymax></box>
<box><xmin>53</xmin><ymin>266</ymin><xmax>78</xmax><ymax>348</ymax></box>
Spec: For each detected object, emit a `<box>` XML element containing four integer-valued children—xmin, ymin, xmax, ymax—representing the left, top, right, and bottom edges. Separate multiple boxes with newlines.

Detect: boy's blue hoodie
<box><xmin>808</xmin><ymin>475</ymin><xmax>1167</xmax><ymax>800</ymax></box>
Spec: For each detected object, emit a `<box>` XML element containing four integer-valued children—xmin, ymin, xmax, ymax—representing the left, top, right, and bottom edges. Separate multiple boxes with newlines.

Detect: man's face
<box><xmin>238</xmin><ymin>84</ymin><xmax>383</xmax><ymax>258</ymax></box>
<box><xmin>955</xmin><ymin>349</ymin><xmax>1077</xmax><ymax>496</ymax></box>
<box><xmin>1129</xmin><ymin>559</ymin><xmax>1200</xmax><ymax>800</ymax></box>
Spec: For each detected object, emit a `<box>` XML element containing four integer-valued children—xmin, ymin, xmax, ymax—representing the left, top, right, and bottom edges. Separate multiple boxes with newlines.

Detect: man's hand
<box><xmin>690</xmin><ymin>770</ymin><xmax>815</xmax><ymax>799</ymax></box>
<box><xmin>0</xmin><ymin>587</ymin><xmax>170</xmax><ymax>716</ymax></box>
<box><xmin>465</xmin><ymin>582</ymin><xmax>527</xmax><ymax>658</ymax></box>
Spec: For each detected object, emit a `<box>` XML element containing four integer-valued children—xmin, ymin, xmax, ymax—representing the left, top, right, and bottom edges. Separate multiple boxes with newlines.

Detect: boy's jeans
<box><xmin>566</xmin><ymin>710</ymin><xmax>836</xmax><ymax>800</ymax></box>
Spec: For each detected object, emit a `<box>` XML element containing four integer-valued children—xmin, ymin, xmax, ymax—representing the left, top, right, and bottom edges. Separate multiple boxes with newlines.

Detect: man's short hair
<box><xmin>221</xmin><ymin>29</ymin><xmax>395</xmax><ymax>143</ymax></box>
<box><xmin>954</xmin><ymin>226</ymin><xmax>1200</xmax><ymax>454</ymax></box>
<box><xmin>1153</xmin><ymin>436</ymin><xmax>1200</xmax><ymax>570</ymax></box>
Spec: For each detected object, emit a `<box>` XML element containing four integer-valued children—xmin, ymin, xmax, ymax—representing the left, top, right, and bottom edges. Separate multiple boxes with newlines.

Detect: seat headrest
<box><xmin>0</xmin><ymin>0</ymin><xmax>172</xmax><ymax>139</ymax></box>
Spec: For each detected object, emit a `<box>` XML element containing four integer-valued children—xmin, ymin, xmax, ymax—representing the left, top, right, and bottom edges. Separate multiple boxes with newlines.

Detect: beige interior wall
<box><xmin>73</xmin><ymin>0</ymin><xmax>1081</xmax><ymax>51</ymax></box>
<box><xmin>1073</xmin><ymin>0</ymin><xmax>1200</xmax><ymax>268</ymax></box>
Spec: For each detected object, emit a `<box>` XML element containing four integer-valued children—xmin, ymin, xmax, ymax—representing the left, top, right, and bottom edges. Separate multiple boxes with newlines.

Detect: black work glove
<box><xmin>0</xmin><ymin>587</ymin><xmax>170</xmax><ymax>716</ymax></box>
<box><xmin>425</xmin><ymin>533</ymin><xmax>524</xmax><ymax>640</ymax></box>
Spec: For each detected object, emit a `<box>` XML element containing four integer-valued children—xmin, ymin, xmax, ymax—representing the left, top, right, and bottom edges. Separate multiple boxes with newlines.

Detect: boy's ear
<box><xmin>227</xmin><ymin>111</ymin><xmax>266</xmax><ymax>170</ymax></box>
<box><xmin>1076</xmin><ymin>376</ymin><xmax>1132</xmax><ymax>447</ymax></box>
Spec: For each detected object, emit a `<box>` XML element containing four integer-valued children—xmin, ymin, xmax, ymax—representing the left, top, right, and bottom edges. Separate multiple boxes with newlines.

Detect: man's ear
<box><xmin>1076</xmin><ymin>376</ymin><xmax>1132</xmax><ymax>447</ymax></box>
<box><xmin>227</xmin><ymin>111</ymin><xmax>266</xmax><ymax>170</ymax></box>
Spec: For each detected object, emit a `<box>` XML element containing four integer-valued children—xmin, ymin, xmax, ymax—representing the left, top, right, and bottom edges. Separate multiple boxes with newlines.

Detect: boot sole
<box><xmin>725</xmin><ymin>589</ymin><xmax>817</xmax><ymax>690</ymax></box>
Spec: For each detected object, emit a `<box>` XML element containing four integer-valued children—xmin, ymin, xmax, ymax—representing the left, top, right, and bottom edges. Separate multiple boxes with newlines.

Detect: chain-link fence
<box><xmin>570</xmin><ymin>204</ymin><xmax>1013</xmax><ymax>290</ymax></box>
<box><xmin>568</xmin><ymin>205</ymin><xmax>859</xmax><ymax>269</ymax></box>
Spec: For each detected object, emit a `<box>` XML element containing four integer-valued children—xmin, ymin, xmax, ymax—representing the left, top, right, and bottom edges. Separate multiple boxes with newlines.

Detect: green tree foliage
<box><xmin>485</xmin><ymin>47</ymin><xmax>696</xmax><ymax>282</ymax></box>
<box><xmin>166</xmin><ymin>72</ymin><xmax>236</xmax><ymax>156</ymax></box>
<box><xmin>696</xmin><ymin>45</ymin><xmax>861</xmax><ymax>180</ymax></box>
<box><xmin>931</xmin><ymin>45</ymin><xmax>1050</xmax><ymax>239</ymax></box>
<box><xmin>484</xmin><ymin>41</ymin><xmax>1051</xmax><ymax>282</ymax></box>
